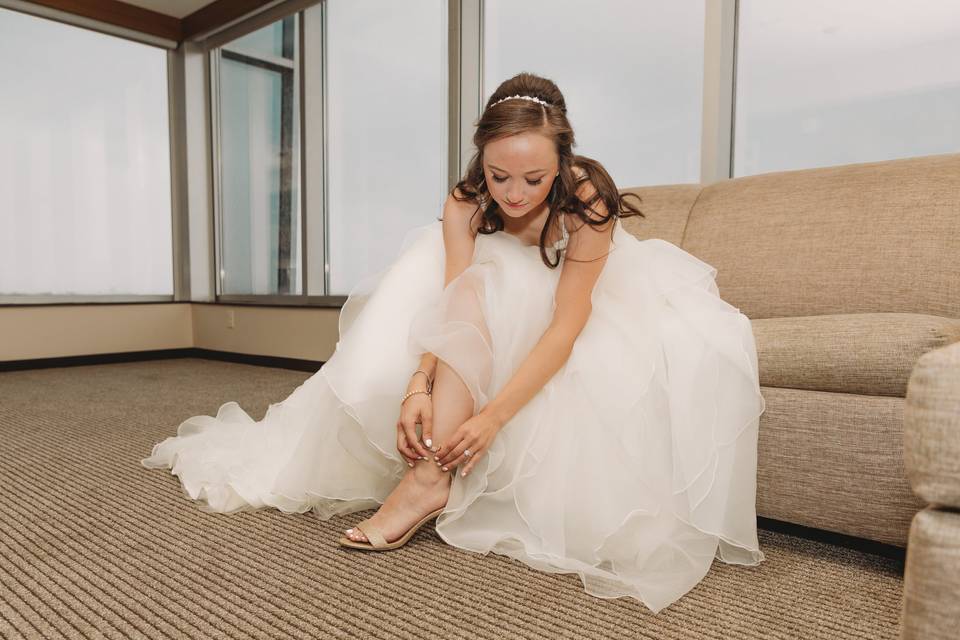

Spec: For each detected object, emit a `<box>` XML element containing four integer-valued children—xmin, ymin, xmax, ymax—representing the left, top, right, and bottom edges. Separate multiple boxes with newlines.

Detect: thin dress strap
<box><xmin>553</xmin><ymin>213</ymin><xmax>569</xmax><ymax>250</ymax></box>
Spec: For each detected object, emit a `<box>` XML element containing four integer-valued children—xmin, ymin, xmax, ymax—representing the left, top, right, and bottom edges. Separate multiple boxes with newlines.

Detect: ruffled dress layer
<box><xmin>141</xmin><ymin>216</ymin><xmax>766</xmax><ymax>613</ymax></box>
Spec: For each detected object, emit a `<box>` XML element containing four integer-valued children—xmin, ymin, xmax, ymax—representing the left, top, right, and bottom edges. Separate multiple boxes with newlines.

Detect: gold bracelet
<box><xmin>412</xmin><ymin>369</ymin><xmax>433</xmax><ymax>392</ymax></box>
<box><xmin>401</xmin><ymin>388</ymin><xmax>431</xmax><ymax>405</ymax></box>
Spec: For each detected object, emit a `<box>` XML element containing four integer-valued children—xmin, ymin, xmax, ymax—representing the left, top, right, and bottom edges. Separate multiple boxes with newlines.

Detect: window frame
<box><xmin>0</xmin><ymin>0</ymin><xmax>737</xmax><ymax>308</ymax></box>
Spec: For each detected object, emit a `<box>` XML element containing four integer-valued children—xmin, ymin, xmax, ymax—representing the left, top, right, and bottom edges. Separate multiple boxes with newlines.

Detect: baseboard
<box><xmin>190</xmin><ymin>348</ymin><xmax>323</xmax><ymax>372</ymax></box>
<box><xmin>758</xmin><ymin>516</ymin><xmax>906</xmax><ymax>566</ymax></box>
<box><xmin>0</xmin><ymin>348</ymin><xmax>325</xmax><ymax>372</ymax></box>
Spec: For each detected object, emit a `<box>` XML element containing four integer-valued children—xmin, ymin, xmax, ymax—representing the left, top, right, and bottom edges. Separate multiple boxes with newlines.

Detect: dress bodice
<box><xmin>552</xmin><ymin>214</ymin><xmax>570</xmax><ymax>250</ymax></box>
<box><xmin>545</xmin><ymin>213</ymin><xmax>569</xmax><ymax>262</ymax></box>
<box><xmin>496</xmin><ymin>211</ymin><xmax>569</xmax><ymax>258</ymax></box>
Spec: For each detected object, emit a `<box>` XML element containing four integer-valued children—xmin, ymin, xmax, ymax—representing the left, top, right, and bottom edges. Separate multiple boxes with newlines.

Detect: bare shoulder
<box><xmin>567</xmin><ymin>163</ymin><xmax>611</xmax><ymax>230</ymax></box>
<box><xmin>444</xmin><ymin>187</ymin><xmax>483</xmax><ymax>237</ymax></box>
<box><xmin>441</xmin><ymin>188</ymin><xmax>482</xmax><ymax>284</ymax></box>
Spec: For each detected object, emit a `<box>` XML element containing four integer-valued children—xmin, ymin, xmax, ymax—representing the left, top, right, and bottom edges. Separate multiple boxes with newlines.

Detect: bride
<box><xmin>142</xmin><ymin>71</ymin><xmax>766</xmax><ymax>614</ymax></box>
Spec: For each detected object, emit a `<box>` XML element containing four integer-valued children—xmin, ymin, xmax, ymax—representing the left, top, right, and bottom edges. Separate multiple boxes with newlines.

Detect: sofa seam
<box><xmin>679</xmin><ymin>185</ymin><xmax>706</xmax><ymax>249</ymax></box>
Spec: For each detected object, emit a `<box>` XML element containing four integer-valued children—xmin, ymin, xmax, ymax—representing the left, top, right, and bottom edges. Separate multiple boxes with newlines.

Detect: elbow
<box><xmin>548</xmin><ymin>324</ymin><xmax>585</xmax><ymax>355</ymax></box>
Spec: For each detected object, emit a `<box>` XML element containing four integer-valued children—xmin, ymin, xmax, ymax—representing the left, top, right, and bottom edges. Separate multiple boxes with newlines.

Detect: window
<box><xmin>734</xmin><ymin>0</ymin><xmax>960</xmax><ymax>176</ymax></box>
<box><xmin>212</xmin><ymin>16</ymin><xmax>302</xmax><ymax>296</ymax></box>
<box><xmin>483</xmin><ymin>0</ymin><xmax>705</xmax><ymax>187</ymax></box>
<box><xmin>210</xmin><ymin>1</ymin><xmax>448</xmax><ymax>298</ymax></box>
<box><xmin>324</xmin><ymin>0</ymin><xmax>448</xmax><ymax>295</ymax></box>
<box><xmin>0</xmin><ymin>8</ymin><xmax>172</xmax><ymax>296</ymax></box>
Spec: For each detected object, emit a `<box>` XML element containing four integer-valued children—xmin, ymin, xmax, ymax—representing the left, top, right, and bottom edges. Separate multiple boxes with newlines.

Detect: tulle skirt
<box><xmin>141</xmin><ymin>217</ymin><xmax>766</xmax><ymax>613</ymax></box>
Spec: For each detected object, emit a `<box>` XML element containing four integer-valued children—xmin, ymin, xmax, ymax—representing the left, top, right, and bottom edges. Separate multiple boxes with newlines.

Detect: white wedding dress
<box><xmin>141</xmin><ymin>212</ymin><xmax>767</xmax><ymax>614</ymax></box>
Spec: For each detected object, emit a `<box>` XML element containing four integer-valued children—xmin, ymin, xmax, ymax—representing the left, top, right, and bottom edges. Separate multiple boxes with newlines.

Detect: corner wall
<box><xmin>0</xmin><ymin>303</ymin><xmax>340</xmax><ymax>363</ymax></box>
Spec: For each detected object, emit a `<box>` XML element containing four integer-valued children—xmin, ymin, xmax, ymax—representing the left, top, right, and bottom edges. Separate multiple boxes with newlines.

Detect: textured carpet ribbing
<box><xmin>0</xmin><ymin>358</ymin><xmax>904</xmax><ymax>639</ymax></box>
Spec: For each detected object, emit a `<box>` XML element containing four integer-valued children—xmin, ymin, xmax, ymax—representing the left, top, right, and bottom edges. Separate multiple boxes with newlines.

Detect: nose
<box><xmin>506</xmin><ymin>188</ymin><xmax>523</xmax><ymax>203</ymax></box>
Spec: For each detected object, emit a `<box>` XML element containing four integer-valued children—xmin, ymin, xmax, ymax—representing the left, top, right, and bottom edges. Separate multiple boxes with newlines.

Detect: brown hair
<box><xmin>450</xmin><ymin>72</ymin><xmax>644</xmax><ymax>268</ymax></box>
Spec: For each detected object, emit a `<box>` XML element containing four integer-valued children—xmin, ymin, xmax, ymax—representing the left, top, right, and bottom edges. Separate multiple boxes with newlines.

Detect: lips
<box><xmin>505</xmin><ymin>201</ymin><xmax>526</xmax><ymax>208</ymax></box>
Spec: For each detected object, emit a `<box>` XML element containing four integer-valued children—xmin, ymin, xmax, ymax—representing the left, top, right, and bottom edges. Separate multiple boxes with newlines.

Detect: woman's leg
<box><xmin>345</xmin><ymin>272</ymin><xmax>490</xmax><ymax>543</ymax></box>
<box><xmin>344</xmin><ymin>357</ymin><xmax>475</xmax><ymax>543</ymax></box>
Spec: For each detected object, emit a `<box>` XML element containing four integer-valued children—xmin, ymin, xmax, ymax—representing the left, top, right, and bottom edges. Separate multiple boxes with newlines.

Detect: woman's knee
<box><xmin>433</xmin><ymin>358</ymin><xmax>476</xmax><ymax>418</ymax></box>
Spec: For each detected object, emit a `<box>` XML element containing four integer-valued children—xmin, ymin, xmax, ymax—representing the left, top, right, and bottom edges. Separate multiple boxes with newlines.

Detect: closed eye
<box><xmin>492</xmin><ymin>174</ymin><xmax>543</xmax><ymax>186</ymax></box>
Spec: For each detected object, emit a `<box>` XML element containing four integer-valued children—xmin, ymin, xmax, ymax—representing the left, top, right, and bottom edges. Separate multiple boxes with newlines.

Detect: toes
<box><xmin>344</xmin><ymin>527</ymin><xmax>367</xmax><ymax>542</ymax></box>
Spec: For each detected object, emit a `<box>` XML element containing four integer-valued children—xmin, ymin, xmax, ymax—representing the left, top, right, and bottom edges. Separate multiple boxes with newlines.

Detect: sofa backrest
<box><xmin>625</xmin><ymin>153</ymin><xmax>960</xmax><ymax>320</ymax></box>
<box><xmin>619</xmin><ymin>184</ymin><xmax>701</xmax><ymax>248</ymax></box>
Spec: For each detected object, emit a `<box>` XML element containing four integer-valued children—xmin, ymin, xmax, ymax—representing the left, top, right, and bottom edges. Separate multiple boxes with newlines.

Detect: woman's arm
<box><xmin>479</xmin><ymin>325</ymin><xmax>575</xmax><ymax>428</ymax></box>
<box><xmin>407</xmin><ymin>190</ymin><xmax>479</xmax><ymax>393</ymax></box>
<box><xmin>481</xmin><ymin>190</ymin><xmax>614</xmax><ymax>429</ymax></box>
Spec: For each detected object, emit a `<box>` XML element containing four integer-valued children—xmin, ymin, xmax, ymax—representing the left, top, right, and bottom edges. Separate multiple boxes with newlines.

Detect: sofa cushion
<box><xmin>756</xmin><ymin>386</ymin><xmax>923</xmax><ymax>547</ymax></box>
<box><xmin>752</xmin><ymin>313</ymin><xmax>960</xmax><ymax>397</ymax></box>
<box><xmin>678</xmin><ymin>153</ymin><xmax>960</xmax><ymax>320</ymax></box>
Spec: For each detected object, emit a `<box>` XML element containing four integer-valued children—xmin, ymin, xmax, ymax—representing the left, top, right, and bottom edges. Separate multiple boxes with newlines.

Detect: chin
<box><xmin>499</xmin><ymin>200</ymin><xmax>544</xmax><ymax>218</ymax></box>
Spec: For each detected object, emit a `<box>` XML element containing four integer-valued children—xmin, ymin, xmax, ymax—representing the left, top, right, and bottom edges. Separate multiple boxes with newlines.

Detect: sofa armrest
<box><xmin>904</xmin><ymin>340</ymin><xmax>960</xmax><ymax>507</ymax></box>
<box><xmin>900</xmin><ymin>340</ymin><xmax>960</xmax><ymax>640</ymax></box>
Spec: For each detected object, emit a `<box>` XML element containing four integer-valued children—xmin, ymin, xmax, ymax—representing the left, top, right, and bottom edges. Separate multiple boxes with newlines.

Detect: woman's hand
<box><xmin>396</xmin><ymin>393</ymin><xmax>434</xmax><ymax>465</ymax></box>
<box><xmin>435</xmin><ymin>412</ymin><xmax>503</xmax><ymax>477</ymax></box>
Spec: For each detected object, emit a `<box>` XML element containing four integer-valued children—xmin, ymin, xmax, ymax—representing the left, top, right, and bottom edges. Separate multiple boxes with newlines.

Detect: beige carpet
<box><xmin>0</xmin><ymin>358</ymin><xmax>904</xmax><ymax>639</ymax></box>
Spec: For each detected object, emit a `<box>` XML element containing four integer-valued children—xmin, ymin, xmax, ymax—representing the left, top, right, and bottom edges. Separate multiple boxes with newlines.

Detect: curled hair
<box><xmin>448</xmin><ymin>71</ymin><xmax>644</xmax><ymax>268</ymax></box>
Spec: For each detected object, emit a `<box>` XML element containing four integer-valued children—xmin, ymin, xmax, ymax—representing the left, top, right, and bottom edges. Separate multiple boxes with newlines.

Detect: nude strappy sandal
<box><xmin>338</xmin><ymin>507</ymin><xmax>445</xmax><ymax>551</ymax></box>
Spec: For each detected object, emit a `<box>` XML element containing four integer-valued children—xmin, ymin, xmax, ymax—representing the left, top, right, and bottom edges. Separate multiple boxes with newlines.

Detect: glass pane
<box><xmin>734</xmin><ymin>0</ymin><xmax>960</xmax><ymax>176</ymax></box>
<box><xmin>0</xmin><ymin>8</ymin><xmax>172</xmax><ymax>296</ymax></box>
<box><xmin>230</xmin><ymin>19</ymin><xmax>291</xmax><ymax>59</ymax></box>
<box><xmin>216</xmin><ymin>16</ymin><xmax>301</xmax><ymax>296</ymax></box>
<box><xmin>484</xmin><ymin>0</ymin><xmax>705</xmax><ymax>188</ymax></box>
<box><xmin>326</xmin><ymin>0</ymin><xmax>447</xmax><ymax>295</ymax></box>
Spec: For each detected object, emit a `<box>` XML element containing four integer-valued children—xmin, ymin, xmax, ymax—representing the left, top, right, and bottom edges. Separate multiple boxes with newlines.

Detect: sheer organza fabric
<box><xmin>141</xmin><ymin>217</ymin><xmax>766</xmax><ymax>613</ymax></box>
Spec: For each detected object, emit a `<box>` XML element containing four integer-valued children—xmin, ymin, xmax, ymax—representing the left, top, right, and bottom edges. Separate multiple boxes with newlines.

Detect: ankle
<box><xmin>412</xmin><ymin>460</ymin><xmax>450</xmax><ymax>486</ymax></box>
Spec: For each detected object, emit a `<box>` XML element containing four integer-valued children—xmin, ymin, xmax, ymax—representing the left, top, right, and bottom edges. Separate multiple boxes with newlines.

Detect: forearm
<box><xmin>481</xmin><ymin>327</ymin><xmax>575</xmax><ymax>429</ymax></box>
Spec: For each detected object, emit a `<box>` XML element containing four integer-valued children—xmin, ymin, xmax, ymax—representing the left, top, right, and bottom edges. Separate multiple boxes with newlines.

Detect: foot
<box><xmin>344</xmin><ymin>460</ymin><xmax>451</xmax><ymax>544</ymax></box>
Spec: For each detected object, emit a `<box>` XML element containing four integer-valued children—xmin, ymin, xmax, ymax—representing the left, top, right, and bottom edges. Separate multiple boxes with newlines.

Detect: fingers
<box><xmin>435</xmin><ymin>438</ymin><xmax>462</xmax><ymax>466</ymax></box>
<box><xmin>421</xmin><ymin>411</ymin><xmax>435</xmax><ymax>452</ymax></box>
<box><xmin>403</xmin><ymin>420</ymin><xmax>432</xmax><ymax>459</ymax></box>
<box><xmin>430</xmin><ymin>436</ymin><xmax>482</xmax><ymax>476</ymax></box>
<box><xmin>459</xmin><ymin>450</ymin><xmax>479</xmax><ymax>477</ymax></box>
<box><xmin>436</xmin><ymin>439</ymin><xmax>476</xmax><ymax>470</ymax></box>
<box><xmin>397</xmin><ymin>420</ymin><xmax>428</xmax><ymax>463</ymax></box>
<box><xmin>396</xmin><ymin>424</ymin><xmax>419</xmax><ymax>467</ymax></box>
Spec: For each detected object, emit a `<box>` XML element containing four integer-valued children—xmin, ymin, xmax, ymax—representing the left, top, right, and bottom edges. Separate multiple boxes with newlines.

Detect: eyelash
<box><xmin>491</xmin><ymin>175</ymin><xmax>543</xmax><ymax>186</ymax></box>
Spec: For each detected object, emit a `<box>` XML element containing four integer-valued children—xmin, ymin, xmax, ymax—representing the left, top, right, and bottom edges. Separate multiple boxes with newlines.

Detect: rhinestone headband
<box><xmin>491</xmin><ymin>94</ymin><xmax>552</xmax><ymax>109</ymax></box>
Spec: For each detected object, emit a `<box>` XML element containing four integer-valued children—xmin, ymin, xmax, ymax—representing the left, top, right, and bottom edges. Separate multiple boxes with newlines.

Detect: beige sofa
<box><xmin>621</xmin><ymin>153</ymin><xmax>960</xmax><ymax>640</ymax></box>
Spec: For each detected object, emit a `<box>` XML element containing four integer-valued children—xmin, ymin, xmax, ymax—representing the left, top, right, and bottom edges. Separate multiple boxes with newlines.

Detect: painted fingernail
<box><xmin>425</xmin><ymin>439</ymin><xmax>432</xmax><ymax>447</ymax></box>
<box><xmin>442</xmin><ymin>466</ymin><xmax>448</xmax><ymax>471</ymax></box>
<box><xmin>433</xmin><ymin>456</ymin><xmax>438</xmax><ymax>461</ymax></box>
<box><xmin>408</xmin><ymin>462</ymin><xmax>414</xmax><ymax>467</ymax></box>
<box><xmin>461</xmin><ymin>470</ymin><xmax>467</xmax><ymax>476</ymax></box>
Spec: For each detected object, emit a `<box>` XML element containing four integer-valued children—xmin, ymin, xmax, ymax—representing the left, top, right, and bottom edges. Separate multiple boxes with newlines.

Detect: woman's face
<box><xmin>482</xmin><ymin>132</ymin><xmax>559</xmax><ymax>219</ymax></box>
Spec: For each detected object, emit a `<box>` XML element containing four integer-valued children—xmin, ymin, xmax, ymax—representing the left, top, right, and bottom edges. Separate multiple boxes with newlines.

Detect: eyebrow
<box><xmin>487</xmin><ymin>163</ymin><xmax>547</xmax><ymax>175</ymax></box>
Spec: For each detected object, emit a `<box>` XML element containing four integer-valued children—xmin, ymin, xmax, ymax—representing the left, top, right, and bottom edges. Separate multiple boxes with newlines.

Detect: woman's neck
<box><xmin>501</xmin><ymin>202</ymin><xmax>550</xmax><ymax>240</ymax></box>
